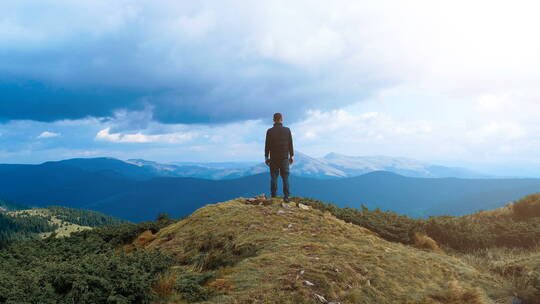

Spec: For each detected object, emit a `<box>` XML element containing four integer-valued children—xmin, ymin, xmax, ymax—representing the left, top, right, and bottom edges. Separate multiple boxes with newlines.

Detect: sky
<box><xmin>1</xmin><ymin>0</ymin><xmax>540</xmax><ymax>176</ymax></box>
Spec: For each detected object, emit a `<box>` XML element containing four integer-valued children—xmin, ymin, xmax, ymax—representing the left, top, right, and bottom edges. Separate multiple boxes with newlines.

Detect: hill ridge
<box><xmin>144</xmin><ymin>197</ymin><xmax>500</xmax><ymax>303</ymax></box>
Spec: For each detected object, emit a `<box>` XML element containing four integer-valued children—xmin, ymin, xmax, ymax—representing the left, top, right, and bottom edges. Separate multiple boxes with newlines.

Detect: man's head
<box><xmin>273</xmin><ymin>113</ymin><xmax>283</xmax><ymax>123</ymax></box>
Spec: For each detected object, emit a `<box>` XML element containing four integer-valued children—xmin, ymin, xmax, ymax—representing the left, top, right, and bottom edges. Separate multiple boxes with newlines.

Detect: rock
<box><xmin>277</xmin><ymin>210</ymin><xmax>286</xmax><ymax>215</ymax></box>
<box><xmin>298</xmin><ymin>203</ymin><xmax>310</xmax><ymax>210</ymax></box>
<box><xmin>287</xmin><ymin>223</ymin><xmax>293</xmax><ymax>229</ymax></box>
<box><xmin>304</xmin><ymin>280</ymin><xmax>315</xmax><ymax>286</ymax></box>
<box><xmin>281</xmin><ymin>202</ymin><xmax>290</xmax><ymax>209</ymax></box>
<box><xmin>244</xmin><ymin>194</ymin><xmax>272</xmax><ymax>206</ymax></box>
<box><xmin>314</xmin><ymin>294</ymin><xmax>327</xmax><ymax>303</ymax></box>
<box><xmin>295</xmin><ymin>269</ymin><xmax>305</xmax><ymax>280</ymax></box>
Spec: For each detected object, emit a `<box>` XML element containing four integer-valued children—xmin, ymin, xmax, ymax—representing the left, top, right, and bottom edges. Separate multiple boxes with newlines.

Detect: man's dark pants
<box><xmin>270</xmin><ymin>158</ymin><xmax>290</xmax><ymax>198</ymax></box>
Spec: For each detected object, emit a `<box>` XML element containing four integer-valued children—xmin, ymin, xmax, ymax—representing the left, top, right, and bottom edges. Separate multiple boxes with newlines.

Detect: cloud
<box><xmin>3</xmin><ymin>1</ymin><xmax>540</xmax><ymax>125</ymax></box>
<box><xmin>293</xmin><ymin>110</ymin><xmax>432</xmax><ymax>143</ymax></box>
<box><xmin>0</xmin><ymin>0</ymin><xmax>388</xmax><ymax>124</ymax></box>
<box><xmin>37</xmin><ymin>131</ymin><xmax>60</xmax><ymax>138</ymax></box>
<box><xmin>2</xmin><ymin>0</ymin><xmax>540</xmax><ymax>176</ymax></box>
<box><xmin>95</xmin><ymin>128</ymin><xmax>196</xmax><ymax>144</ymax></box>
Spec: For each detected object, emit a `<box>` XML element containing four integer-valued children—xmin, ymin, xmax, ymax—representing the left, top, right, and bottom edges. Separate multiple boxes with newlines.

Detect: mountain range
<box><xmin>126</xmin><ymin>152</ymin><xmax>486</xmax><ymax>180</ymax></box>
<box><xmin>0</xmin><ymin>156</ymin><xmax>538</xmax><ymax>222</ymax></box>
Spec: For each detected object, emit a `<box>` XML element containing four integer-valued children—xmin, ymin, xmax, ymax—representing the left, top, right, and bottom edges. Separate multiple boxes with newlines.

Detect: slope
<box><xmin>145</xmin><ymin>197</ymin><xmax>504</xmax><ymax>303</ymax></box>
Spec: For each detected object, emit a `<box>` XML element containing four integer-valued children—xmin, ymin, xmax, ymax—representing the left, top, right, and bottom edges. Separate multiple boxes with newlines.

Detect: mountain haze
<box><xmin>116</xmin><ymin>153</ymin><xmax>487</xmax><ymax>180</ymax></box>
<box><xmin>0</xmin><ymin>157</ymin><xmax>539</xmax><ymax>222</ymax></box>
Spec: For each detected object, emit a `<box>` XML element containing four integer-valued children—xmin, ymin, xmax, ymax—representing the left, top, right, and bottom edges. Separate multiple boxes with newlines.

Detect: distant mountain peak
<box><xmin>30</xmin><ymin>153</ymin><xmax>487</xmax><ymax>181</ymax></box>
<box><xmin>323</xmin><ymin>152</ymin><xmax>345</xmax><ymax>159</ymax></box>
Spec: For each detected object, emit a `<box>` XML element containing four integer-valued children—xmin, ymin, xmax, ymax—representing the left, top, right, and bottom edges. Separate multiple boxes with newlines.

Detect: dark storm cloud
<box><xmin>0</xmin><ymin>1</ymin><xmax>388</xmax><ymax>124</ymax></box>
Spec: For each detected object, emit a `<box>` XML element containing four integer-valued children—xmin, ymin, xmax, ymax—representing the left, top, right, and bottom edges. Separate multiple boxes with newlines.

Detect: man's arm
<box><xmin>288</xmin><ymin>128</ymin><xmax>294</xmax><ymax>158</ymax></box>
<box><xmin>265</xmin><ymin>129</ymin><xmax>271</xmax><ymax>160</ymax></box>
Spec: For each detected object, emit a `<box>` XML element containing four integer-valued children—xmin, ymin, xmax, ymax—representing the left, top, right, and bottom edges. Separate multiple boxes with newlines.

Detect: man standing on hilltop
<box><xmin>265</xmin><ymin>113</ymin><xmax>294</xmax><ymax>202</ymax></box>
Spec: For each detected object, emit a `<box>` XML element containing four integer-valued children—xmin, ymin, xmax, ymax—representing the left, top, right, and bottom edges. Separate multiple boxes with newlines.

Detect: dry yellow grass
<box><xmin>462</xmin><ymin>202</ymin><xmax>515</xmax><ymax>221</ymax></box>
<box><xmin>152</xmin><ymin>272</ymin><xmax>178</xmax><ymax>300</ymax></box>
<box><xmin>413</xmin><ymin>232</ymin><xmax>445</xmax><ymax>254</ymax></box>
<box><xmin>133</xmin><ymin>230</ymin><xmax>156</xmax><ymax>248</ymax></box>
<box><xmin>147</xmin><ymin>198</ymin><xmax>507</xmax><ymax>304</ymax></box>
<box><xmin>207</xmin><ymin>278</ymin><xmax>235</xmax><ymax>292</ymax></box>
<box><xmin>447</xmin><ymin>245</ymin><xmax>540</xmax><ymax>303</ymax></box>
<box><xmin>422</xmin><ymin>280</ymin><xmax>490</xmax><ymax>304</ymax></box>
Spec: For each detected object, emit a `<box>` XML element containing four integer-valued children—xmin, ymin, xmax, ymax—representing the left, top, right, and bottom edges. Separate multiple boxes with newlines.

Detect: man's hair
<box><xmin>273</xmin><ymin>113</ymin><xmax>283</xmax><ymax>122</ymax></box>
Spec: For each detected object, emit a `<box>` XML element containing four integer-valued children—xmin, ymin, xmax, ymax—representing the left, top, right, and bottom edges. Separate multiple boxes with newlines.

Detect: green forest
<box><xmin>0</xmin><ymin>217</ymin><xmax>176</xmax><ymax>304</ymax></box>
<box><xmin>0</xmin><ymin>204</ymin><xmax>126</xmax><ymax>248</ymax></box>
<box><xmin>0</xmin><ymin>198</ymin><xmax>28</xmax><ymax>212</ymax></box>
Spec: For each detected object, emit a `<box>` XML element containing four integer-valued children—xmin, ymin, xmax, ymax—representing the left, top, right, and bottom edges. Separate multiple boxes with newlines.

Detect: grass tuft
<box><xmin>423</xmin><ymin>280</ymin><xmax>490</xmax><ymax>304</ymax></box>
<box><xmin>413</xmin><ymin>232</ymin><xmax>444</xmax><ymax>254</ymax></box>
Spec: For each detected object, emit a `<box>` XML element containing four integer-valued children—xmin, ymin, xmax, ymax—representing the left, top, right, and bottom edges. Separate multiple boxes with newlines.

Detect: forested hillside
<box><xmin>0</xmin><ymin>205</ymin><xmax>126</xmax><ymax>248</ymax></box>
<box><xmin>0</xmin><ymin>217</ymin><xmax>176</xmax><ymax>303</ymax></box>
<box><xmin>0</xmin><ymin>198</ymin><xmax>27</xmax><ymax>211</ymax></box>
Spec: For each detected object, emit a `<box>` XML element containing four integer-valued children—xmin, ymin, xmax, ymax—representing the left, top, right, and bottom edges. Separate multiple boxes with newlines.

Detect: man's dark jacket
<box><xmin>265</xmin><ymin>122</ymin><xmax>294</xmax><ymax>160</ymax></box>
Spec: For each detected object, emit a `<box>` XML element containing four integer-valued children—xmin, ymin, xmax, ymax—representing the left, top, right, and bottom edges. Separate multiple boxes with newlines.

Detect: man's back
<box><xmin>265</xmin><ymin>113</ymin><xmax>294</xmax><ymax>201</ymax></box>
<box><xmin>265</xmin><ymin>122</ymin><xmax>294</xmax><ymax>160</ymax></box>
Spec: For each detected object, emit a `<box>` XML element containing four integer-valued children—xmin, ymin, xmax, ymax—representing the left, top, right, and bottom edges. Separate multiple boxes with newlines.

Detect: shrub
<box><xmin>153</xmin><ymin>272</ymin><xmax>178</xmax><ymax>300</ymax></box>
<box><xmin>294</xmin><ymin>197</ymin><xmax>422</xmax><ymax>245</ymax></box>
<box><xmin>0</xmin><ymin>219</ymin><xmax>178</xmax><ymax>303</ymax></box>
<box><xmin>133</xmin><ymin>230</ymin><xmax>157</xmax><ymax>248</ymax></box>
<box><xmin>413</xmin><ymin>232</ymin><xmax>444</xmax><ymax>254</ymax></box>
<box><xmin>176</xmin><ymin>271</ymin><xmax>217</xmax><ymax>303</ymax></box>
<box><xmin>298</xmin><ymin>196</ymin><xmax>540</xmax><ymax>253</ymax></box>
<box><xmin>513</xmin><ymin>193</ymin><xmax>540</xmax><ymax>221</ymax></box>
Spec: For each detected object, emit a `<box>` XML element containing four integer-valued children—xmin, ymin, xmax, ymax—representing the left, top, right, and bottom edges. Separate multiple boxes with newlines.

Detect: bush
<box><xmin>413</xmin><ymin>232</ymin><xmax>444</xmax><ymax>254</ymax></box>
<box><xmin>297</xmin><ymin>195</ymin><xmax>540</xmax><ymax>253</ymax></box>
<box><xmin>0</xmin><ymin>219</ymin><xmax>178</xmax><ymax>303</ymax></box>
<box><xmin>513</xmin><ymin>193</ymin><xmax>540</xmax><ymax>221</ymax></box>
<box><xmin>295</xmin><ymin>197</ymin><xmax>422</xmax><ymax>245</ymax></box>
<box><xmin>176</xmin><ymin>272</ymin><xmax>217</xmax><ymax>303</ymax></box>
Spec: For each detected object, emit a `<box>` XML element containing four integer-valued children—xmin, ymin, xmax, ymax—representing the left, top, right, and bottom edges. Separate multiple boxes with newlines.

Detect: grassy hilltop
<box><xmin>145</xmin><ymin>198</ymin><xmax>498</xmax><ymax>303</ymax></box>
<box><xmin>2</xmin><ymin>194</ymin><xmax>540</xmax><ymax>303</ymax></box>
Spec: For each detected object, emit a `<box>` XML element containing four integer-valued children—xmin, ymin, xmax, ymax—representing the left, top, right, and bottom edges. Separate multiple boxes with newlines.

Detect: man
<box><xmin>265</xmin><ymin>112</ymin><xmax>294</xmax><ymax>202</ymax></box>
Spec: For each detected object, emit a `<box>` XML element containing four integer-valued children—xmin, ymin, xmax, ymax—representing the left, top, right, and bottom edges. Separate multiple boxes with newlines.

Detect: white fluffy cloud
<box><xmin>37</xmin><ymin>131</ymin><xmax>60</xmax><ymax>139</ymax></box>
<box><xmin>95</xmin><ymin>128</ymin><xmax>196</xmax><ymax>144</ymax></box>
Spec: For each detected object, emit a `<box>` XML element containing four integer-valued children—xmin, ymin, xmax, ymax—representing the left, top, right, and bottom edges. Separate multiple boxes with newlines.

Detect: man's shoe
<box><xmin>283</xmin><ymin>196</ymin><xmax>290</xmax><ymax>203</ymax></box>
